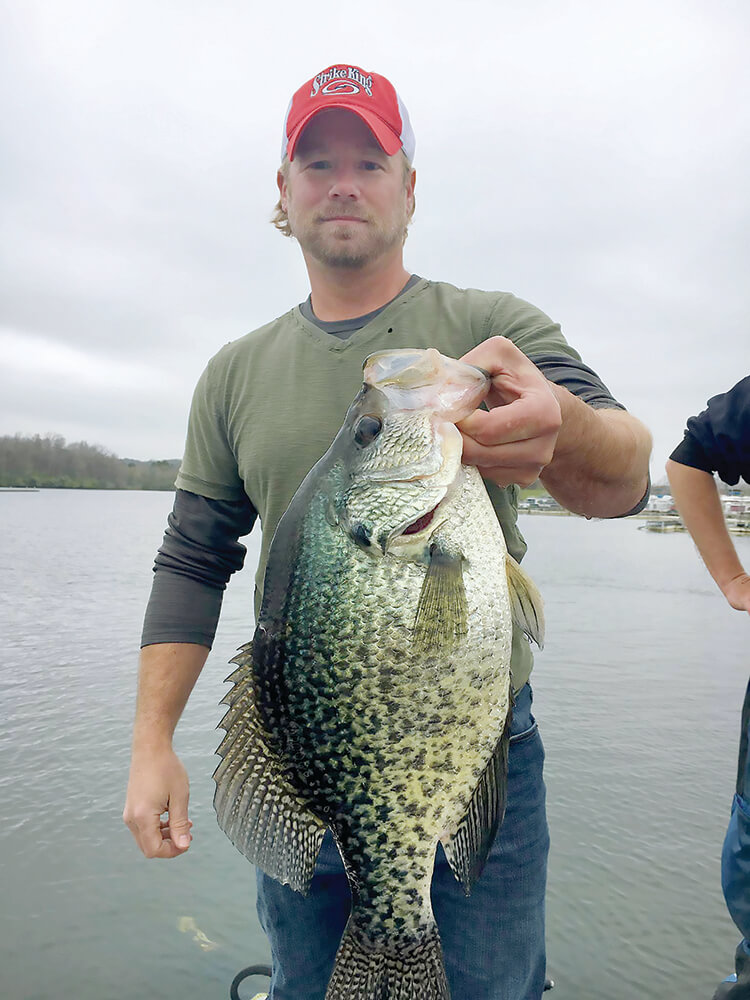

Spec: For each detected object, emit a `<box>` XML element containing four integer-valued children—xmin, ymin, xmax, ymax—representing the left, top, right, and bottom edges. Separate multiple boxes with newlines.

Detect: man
<box><xmin>666</xmin><ymin>377</ymin><xmax>750</xmax><ymax>999</ymax></box>
<box><xmin>124</xmin><ymin>64</ymin><xmax>652</xmax><ymax>1000</ymax></box>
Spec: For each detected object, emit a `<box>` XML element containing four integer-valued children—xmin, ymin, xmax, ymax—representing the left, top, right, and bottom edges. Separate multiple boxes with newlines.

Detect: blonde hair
<box><xmin>271</xmin><ymin>152</ymin><xmax>416</xmax><ymax>239</ymax></box>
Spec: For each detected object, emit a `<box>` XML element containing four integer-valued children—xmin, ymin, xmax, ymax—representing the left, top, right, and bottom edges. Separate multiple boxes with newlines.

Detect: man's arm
<box><xmin>539</xmin><ymin>386</ymin><xmax>651</xmax><ymax>517</ymax></box>
<box><xmin>666</xmin><ymin>459</ymin><xmax>750</xmax><ymax>613</ymax></box>
<box><xmin>124</xmin><ymin>490</ymin><xmax>256</xmax><ymax>858</ymax></box>
<box><xmin>123</xmin><ymin>642</ymin><xmax>208</xmax><ymax>858</ymax></box>
<box><xmin>458</xmin><ymin>336</ymin><xmax>651</xmax><ymax>518</ymax></box>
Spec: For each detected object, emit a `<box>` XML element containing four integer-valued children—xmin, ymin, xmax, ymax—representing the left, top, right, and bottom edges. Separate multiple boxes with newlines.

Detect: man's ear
<box><xmin>406</xmin><ymin>168</ymin><xmax>416</xmax><ymax>216</ymax></box>
<box><xmin>277</xmin><ymin>170</ymin><xmax>288</xmax><ymax>212</ymax></box>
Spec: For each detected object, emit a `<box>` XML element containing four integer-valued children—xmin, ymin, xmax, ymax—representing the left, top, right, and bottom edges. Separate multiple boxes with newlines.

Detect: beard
<box><xmin>291</xmin><ymin>211</ymin><xmax>409</xmax><ymax>270</ymax></box>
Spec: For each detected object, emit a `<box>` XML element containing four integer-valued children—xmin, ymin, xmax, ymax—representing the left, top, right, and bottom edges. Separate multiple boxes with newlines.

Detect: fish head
<box><xmin>333</xmin><ymin>349</ymin><xmax>489</xmax><ymax>556</ymax></box>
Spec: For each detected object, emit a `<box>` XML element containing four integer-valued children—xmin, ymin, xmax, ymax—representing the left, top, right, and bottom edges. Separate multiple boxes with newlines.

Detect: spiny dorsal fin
<box><xmin>505</xmin><ymin>553</ymin><xmax>545</xmax><ymax>649</ymax></box>
<box><xmin>413</xmin><ymin>544</ymin><xmax>467</xmax><ymax>654</ymax></box>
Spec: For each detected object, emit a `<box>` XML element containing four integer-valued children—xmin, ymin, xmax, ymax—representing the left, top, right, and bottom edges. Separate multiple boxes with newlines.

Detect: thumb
<box><xmin>168</xmin><ymin>786</ymin><xmax>192</xmax><ymax>850</ymax></box>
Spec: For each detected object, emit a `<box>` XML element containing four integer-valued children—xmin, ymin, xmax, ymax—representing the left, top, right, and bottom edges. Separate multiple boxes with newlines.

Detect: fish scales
<box><xmin>214</xmin><ymin>348</ymin><xmax>544</xmax><ymax>999</ymax></box>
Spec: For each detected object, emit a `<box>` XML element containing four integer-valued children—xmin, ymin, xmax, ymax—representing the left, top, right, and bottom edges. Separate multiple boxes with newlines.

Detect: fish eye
<box><xmin>354</xmin><ymin>415</ymin><xmax>383</xmax><ymax>447</ymax></box>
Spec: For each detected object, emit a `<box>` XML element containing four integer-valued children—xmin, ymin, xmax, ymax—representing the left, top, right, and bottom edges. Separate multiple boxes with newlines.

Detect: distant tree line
<box><xmin>0</xmin><ymin>434</ymin><xmax>179</xmax><ymax>490</ymax></box>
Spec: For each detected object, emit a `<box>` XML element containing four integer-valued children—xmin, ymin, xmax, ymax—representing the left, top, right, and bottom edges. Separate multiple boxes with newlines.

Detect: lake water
<box><xmin>1</xmin><ymin>489</ymin><xmax>748</xmax><ymax>1000</ymax></box>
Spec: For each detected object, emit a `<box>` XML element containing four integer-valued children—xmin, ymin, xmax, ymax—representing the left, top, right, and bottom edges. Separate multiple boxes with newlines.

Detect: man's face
<box><xmin>278</xmin><ymin>109</ymin><xmax>416</xmax><ymax>270</ymax></box>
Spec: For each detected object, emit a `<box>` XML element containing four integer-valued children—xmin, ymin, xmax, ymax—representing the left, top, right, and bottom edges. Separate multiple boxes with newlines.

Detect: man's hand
<box><xmin>123</xmin><ymin>642</ymin><xmax>208</xmax><ymax>859</ymax></box>
<box><xmin>457</xmin><ymin>337</ymin><xmax>562</xmax><ymax>487</ymax></box>
<box><xmin>123</xmin><ymin>747</ymin><xmax>193</xmax><ymax>859</ymax></box>
<box><xmin>722</xmin><ymin>573</ymin><xmax>750</xmax><ymax>614</ymax></box>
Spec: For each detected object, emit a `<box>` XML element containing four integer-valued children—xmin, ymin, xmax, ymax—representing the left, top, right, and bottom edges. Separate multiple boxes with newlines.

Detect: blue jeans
<box><xmin>256</xmin><ymin>683</ymin><xmax>550</xmax><ymax>1000</ymax></box>
<box><xmin>713</xmin><ymin>679</ymin><xmax>750</xmax><ymax>999</ymax></box>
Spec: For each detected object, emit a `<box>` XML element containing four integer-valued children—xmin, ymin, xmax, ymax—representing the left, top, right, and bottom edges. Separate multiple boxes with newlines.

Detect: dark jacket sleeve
<box><xmin>140</xmin><ymin>489</ymin><xmax>257</xmax><ymax>648</ymax></box>
<box><xmin>670</xmin><ymin>376</ymin><xmax>750</xmax><ymax>486</ymax></box>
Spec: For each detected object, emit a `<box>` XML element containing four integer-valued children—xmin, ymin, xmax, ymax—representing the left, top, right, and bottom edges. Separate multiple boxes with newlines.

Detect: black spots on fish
<box><xmin>378</xmin><ymin>675</ymin><xmax>395</xmax><ymax>694</ymax></box>
<box><xmin>375</xmin><ymin>803</ymin><xmax>391</xmax><ymax>825</ymax></box>
<box><xmin>435</xmin><ymin>682</ymin><xmax>457</xmax><ymax>706</ymax></box>
<box><xmin>354</xmin><ymin>642</ymin><xmax>371</xmax><ymax>663</ymax></box>
<box><xmin>351</xmin><ymin>521</ymin><xmax>373</xmax><ymax>548</ymax></box>
<box><xmin>353</xmin><ymin>414</ymin><xmax>383</xmax><ymax>447</ymax></box>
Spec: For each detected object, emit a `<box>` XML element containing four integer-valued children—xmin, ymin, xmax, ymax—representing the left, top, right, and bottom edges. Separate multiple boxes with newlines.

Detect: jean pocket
<box><xmin>510</xmin><ymin>719</ymin><xmax>539</xmax><ymax>745</ymax></box>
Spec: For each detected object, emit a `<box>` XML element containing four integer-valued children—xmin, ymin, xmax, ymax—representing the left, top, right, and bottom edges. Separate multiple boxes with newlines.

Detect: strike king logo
<box><xmin>310</xmin><ymin>66</ymin><xmax>374</xmax><ymax>98</ymax></box>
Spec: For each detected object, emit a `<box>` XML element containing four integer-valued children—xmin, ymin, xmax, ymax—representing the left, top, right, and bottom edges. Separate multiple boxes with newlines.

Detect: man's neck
<box><xmin>305</xmin><ymin>254</ymin><xmax>412</xmax><ymax>322</ymax></box>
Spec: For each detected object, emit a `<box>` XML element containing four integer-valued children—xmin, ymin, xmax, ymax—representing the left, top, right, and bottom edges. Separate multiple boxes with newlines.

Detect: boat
<box><xmin>638</xmin><ymin>518</ymin><xmax>685</xmax><ymax>532</ymax></box>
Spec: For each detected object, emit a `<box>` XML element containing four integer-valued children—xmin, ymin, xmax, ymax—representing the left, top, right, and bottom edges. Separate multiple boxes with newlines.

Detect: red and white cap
<box><xmin>281</xmin><ymin>64</ymin><xmax>415</xmax><ymax>163</ymax></box>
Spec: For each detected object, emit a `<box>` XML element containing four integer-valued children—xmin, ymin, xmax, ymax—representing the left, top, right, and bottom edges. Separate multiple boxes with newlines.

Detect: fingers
<box><xmin>124</xmin><ymin>806</ymin><xmax>166</xmax><ymax>859</ymax></box>
<box><xmin>458</xmin><ymin>393</ymin><xmax>560</xmax><ymax>447</ymax></box>
<box><xmin>124</xmin><ymin>810</ymin><xmax>193</xmax><ymax>859</ymax></box>
<box><xmin>123</xmin><ymin>751</ymin><xmax>192</xmax><ymax>860</ymax></box>
<box><xmin>167</xmin><ymin>783</ymin><xmax>193</xmax><ymax>852</ymax></box>
<box><xmin>460</xmin><ymin>336</ymin><xmax>545</xmax><ymax>397</ymax></box>
<box><xmin>457</xmin><ymin>338</ymin><xmax>562</xmax><ymax>487</ymax></box>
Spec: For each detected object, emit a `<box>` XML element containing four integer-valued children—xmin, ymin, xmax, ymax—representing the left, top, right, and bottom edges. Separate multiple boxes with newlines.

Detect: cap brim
<box><xmin>286</xmin><ymin>104</ymin><xmax>402</xmax><ymax>161</ymax></box>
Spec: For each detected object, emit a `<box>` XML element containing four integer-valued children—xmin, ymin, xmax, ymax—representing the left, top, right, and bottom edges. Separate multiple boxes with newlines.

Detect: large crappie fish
<box><xmin>213</xmin><ymin>348</ymin><xmax>544</xmax><ymax>1000</ymax></box>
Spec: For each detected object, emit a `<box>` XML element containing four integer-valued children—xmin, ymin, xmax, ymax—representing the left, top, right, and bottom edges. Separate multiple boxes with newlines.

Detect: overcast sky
<box><xmin>1</xmin><ymin>0</ymin><xmax>748</xmax><ymax>480</ymax></box>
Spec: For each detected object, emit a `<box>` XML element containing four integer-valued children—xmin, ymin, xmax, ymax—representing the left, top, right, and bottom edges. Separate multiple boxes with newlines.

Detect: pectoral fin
<box><xmin>505</xmin><ymin>553</ymin><xmax>545</xmax><ymax>649</ymax></box>
<box><xmin>213</xmin><ymin>641</ymin><xmax>327</xmax><ymax>894</ymax></box>
<box><xmin>413</xmin><ymin>543</ymin><xmax>468</xmax><ymax>654</ymax></box>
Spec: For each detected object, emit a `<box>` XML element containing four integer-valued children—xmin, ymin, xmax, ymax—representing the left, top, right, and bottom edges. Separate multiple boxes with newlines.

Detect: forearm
<box><xmin>540</xmin><ymin>385</ymin><xmax>652</xmax><ymax>518</ymax></box>
<box><xmin>665</xmin><ymin>459</ymin><xmax>746</xmax><ymax>591</ymax></box>
<box><xmin>131</xmin><ymin>642</ymin><xmax>209</xmax><ymax>751</ymax></box>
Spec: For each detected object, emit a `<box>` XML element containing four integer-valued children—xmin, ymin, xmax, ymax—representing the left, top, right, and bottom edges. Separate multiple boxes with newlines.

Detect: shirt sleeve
<box><xmin>175</xmin><ymin>356</ymin><xmax>247</xmax><ymax>501</ymax></box>
<box><xmin>141</xmin><ymin>489</ymin><xmax>257</xmax><ymax>648</ymax></box>
<box><xmin>669</xmin><ymin>376</ymin><xmax>750</xmax><ymax>486</ymax></box>
<box><xmin>529</xmin><ymin>353</ymin><xmax>626</xmax><ymax>410</ymax></box>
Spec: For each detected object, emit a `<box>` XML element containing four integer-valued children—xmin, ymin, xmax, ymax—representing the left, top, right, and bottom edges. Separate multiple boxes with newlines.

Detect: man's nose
<box><xmin>328</xmin><ymin>168</ymin><xmax>360</xmax><ymax>199</ymax></box>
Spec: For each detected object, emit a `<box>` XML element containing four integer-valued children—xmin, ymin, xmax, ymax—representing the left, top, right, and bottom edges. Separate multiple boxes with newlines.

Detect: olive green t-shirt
<box><xmin>175</xmin><ymin>278</ymin><xmax>583</xmax><ymax>688</ymax></box>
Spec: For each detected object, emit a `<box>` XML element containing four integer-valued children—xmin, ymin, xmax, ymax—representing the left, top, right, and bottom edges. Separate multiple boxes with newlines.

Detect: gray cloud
<box><xmin>2</xmin><ymin>0</ymin><xmax>748</xmax><ymax>476</ymax></box>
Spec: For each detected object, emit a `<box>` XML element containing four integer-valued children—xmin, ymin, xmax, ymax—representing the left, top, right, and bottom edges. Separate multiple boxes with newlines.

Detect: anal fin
<box><xmin>441</xmin><ymin>696</ymin><xmax>513</xmax><ymax>894</ymax></box>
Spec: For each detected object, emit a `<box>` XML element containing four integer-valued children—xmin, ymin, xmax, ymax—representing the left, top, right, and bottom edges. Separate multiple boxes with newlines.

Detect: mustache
<box><xmin>317</xmin><ymin>213</ymin><xmax>369</xmax><ymax>223</ymax></box>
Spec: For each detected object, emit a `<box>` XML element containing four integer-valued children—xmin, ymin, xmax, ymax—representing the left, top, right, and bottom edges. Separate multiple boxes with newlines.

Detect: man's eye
<box><xmin>361</xmin><ymin>161</ymin><xmax>382</xmax><ymax>171</ymax></box>
<box><xmin>309</xmin><ymin>160</ymin><xmax>331</xmax><ymax>170</ymax></box>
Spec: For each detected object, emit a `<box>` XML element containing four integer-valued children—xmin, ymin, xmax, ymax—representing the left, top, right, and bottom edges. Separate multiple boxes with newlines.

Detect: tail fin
<box><xmin>325</xmin><ymin>917</ymin><xmax>450</xmax><ymax>1000</ymax></box>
